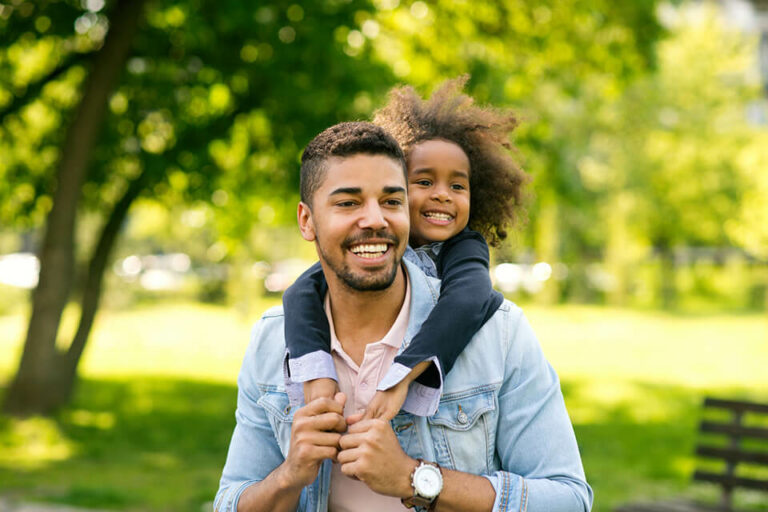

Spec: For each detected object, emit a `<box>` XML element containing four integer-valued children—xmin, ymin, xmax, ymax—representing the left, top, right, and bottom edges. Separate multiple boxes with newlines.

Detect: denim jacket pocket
<box><xmin>257</xmin><ymin>391</ymin><xmax>295</xmax><ymax>456</ymax></box>
<box><xmin>427</xmin><ymin>386</ymin><xmax>498</xmax><ymax>475</ymax></box>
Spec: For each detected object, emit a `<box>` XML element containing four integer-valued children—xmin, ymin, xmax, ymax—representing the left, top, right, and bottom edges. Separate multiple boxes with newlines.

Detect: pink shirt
<box><xmin>326</xmin><ymin>274</ymin><xmax>411</xmax><ymax>512</ymax></box>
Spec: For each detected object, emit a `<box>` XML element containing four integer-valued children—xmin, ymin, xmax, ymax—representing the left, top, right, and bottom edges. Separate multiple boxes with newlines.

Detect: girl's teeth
<box><xmin>425</xmin><ymin>213</ymin><xmax>452</xmax><ymax>221</ymax></box>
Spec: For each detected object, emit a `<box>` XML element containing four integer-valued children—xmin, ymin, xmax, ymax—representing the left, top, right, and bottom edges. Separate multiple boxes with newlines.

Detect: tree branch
<box><xmin>0</xmin><ymin>50</ymin><xmax>93</xmax><ymax>122</ymax></box>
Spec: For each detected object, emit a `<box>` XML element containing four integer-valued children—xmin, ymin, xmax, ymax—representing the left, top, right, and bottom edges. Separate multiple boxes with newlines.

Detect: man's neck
<box><xmin>326</xmin><ymin>265</ymin><xmax>407</xmax><ymax>362</ymax></box>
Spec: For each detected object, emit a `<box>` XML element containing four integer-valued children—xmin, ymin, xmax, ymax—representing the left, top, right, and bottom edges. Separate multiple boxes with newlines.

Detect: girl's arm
<box><xmin>282</xmin><ymin>262</ymin><xmax>338</xmax><ymax>404</ymax></box>
<box><xmin>383</xmin><ymin>230</ymin><xmax>503</xmax><ymax>415</ymax></box>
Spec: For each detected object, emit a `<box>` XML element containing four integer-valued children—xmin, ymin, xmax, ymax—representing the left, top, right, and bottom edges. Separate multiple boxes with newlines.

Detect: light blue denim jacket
<box><xmin>215</xmin><ymin>259</ymin><xmax>593</xmax><ymax>512</ymax></box>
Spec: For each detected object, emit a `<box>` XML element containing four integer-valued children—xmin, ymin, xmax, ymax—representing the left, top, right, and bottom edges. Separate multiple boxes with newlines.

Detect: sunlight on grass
<box><xmin>0</xmin><ymin>301</ymin><xmax>767</xmax><ymax>511</ymax></box>
<box><xmin>524</xmin><ymin>305</ymin><xmax>768</xmax><ymax>392</ymax></box>
<box><xmin>0</xmin><ymin>417</ymin><xmax>76</xmax><ymax>470</ymax></box>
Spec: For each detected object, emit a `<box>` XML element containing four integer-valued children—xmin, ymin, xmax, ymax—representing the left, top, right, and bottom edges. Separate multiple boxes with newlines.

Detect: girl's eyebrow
<box><xmin>409</xmin><ymin>168</ymin><xmax>434</xmax><ymax>175</ymax></box>
<box><xmin>451</xmin><ymin>170</ymin><xmax>469</xmax><ymax>180</ymax></box>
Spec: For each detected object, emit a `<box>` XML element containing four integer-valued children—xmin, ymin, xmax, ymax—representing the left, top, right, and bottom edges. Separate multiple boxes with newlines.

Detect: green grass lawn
<box><xmin>1</xmin><ymin>301</ymin><xmax>767</xmax><ymax>511</ymax></box>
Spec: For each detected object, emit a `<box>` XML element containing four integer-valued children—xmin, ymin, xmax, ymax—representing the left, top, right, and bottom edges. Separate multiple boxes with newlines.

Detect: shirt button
<box><xmin>360</xmin><ymin>381</ymin><xmax>368</xmax><ymax>389</ymax></box>
<box><xmin>457</xmin><ymin>409</ymin><xmax>469</xmax><ymax>425</ymax></box>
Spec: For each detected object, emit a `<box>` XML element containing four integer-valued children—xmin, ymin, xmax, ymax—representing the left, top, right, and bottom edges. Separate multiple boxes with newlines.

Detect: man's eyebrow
<box><xmin>383</xmin><ymin>186</ymin><xmax>407</xmax><ymax>194</ymax></box>
<box><xmin>329</xmin><ymin>187</ymin><xmax>362</xmax><ymax>196</ymax></box>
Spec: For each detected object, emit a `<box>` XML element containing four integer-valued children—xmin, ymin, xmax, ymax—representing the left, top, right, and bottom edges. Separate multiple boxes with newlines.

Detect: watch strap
<box><xmin>401</xmin><ymin>459</ymin><xmax>442</xmax><ymax>510</ymax></box>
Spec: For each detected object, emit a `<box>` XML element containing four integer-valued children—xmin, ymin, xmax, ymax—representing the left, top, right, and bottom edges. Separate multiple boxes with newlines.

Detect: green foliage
<box><xmin>0</xmin><ymin>0</ymin><xmax>396</xmax><ymax>236</ymax></box>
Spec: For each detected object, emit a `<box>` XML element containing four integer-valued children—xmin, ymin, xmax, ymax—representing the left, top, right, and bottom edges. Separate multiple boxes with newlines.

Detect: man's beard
<box><xmin>318</xmin><ymin>230</ymin><xmax>402</xmax><ymax>292</ymax></box>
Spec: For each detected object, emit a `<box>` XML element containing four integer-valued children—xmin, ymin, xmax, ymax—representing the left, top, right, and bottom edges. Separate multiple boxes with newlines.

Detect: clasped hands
<box><xmin>282</xmin><ymin>383</ymin><xmax>414</xmax><ymax>498</ymax></box>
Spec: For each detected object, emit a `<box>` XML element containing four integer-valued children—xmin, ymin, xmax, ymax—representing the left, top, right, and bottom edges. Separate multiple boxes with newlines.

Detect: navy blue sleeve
<box><xmin>394</xmin><ymin>229</ymin><xmax>504</xmax><ymax>387</ymax></box>
<box><xmin>282</xmin><ymin>261</ymin><xmax>331</xmax><ymax>361</ymax></box>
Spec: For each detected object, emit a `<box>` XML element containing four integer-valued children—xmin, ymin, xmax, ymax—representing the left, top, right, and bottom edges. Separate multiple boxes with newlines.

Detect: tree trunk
<box><xmin>604</xmin><ymin>193</ymin><xmax>632</xmax><ymax>306</ymax></box>
<box><xmin>535</xmin><ymin>192</ymin><xmax>561</xmax><ymax>304</ymax></box>
<box><xmin>658</xmin><ymin>242</ymin><xmax>677</xmax><ymax>311</ymax></box>
<box><xmin>3</xmin><ymin>0</ymin><xmax>145</xmax><ymax>416</ymax></box>
<box><xmin>56</xmin><ymin>173</ymin><xmax>148</xmax><ymax>406</ymax></box>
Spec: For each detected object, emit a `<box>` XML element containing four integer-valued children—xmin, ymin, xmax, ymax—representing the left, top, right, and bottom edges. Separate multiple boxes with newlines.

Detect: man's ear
<box><xmin>297</xmin><ymin>201</ymin><xmax>316</xmax><ymax>241</ymax></box>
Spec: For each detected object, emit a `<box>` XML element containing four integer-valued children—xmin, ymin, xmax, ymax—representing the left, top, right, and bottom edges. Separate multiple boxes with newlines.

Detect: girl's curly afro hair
<box><xmin>373</xmin><ymin>76</ymin><xmax>528</xmax><ymax>246</ymax></box>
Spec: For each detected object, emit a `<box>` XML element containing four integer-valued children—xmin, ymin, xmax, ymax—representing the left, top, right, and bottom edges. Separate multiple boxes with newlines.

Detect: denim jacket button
<box><xmin>457</xmin><ymin>410</ymin><xmax>469</xmax><ymax>425</ymax></box>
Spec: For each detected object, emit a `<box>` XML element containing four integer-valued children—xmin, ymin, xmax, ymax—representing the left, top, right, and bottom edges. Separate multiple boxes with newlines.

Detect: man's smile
<box><xmin>349</xmin><ymin>242</ymin><xmax>391</xmax><ymax>260</ymax></box>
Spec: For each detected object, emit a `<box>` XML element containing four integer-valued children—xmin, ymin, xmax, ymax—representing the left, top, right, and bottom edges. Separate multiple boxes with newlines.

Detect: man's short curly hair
<box><xmin>373</xmin><ymin>76</ymin><xmax>528</xmax><ymax>246</ymax></box>
<box><xmin>300</xmin><ymin>121</ymin><xmax>406</xmax><ymax>206</ymax></box>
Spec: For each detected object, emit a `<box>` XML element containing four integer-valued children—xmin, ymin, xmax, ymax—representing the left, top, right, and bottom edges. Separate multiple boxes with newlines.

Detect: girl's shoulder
<box><xmin>405</xmin><ymin>244</ymin><xmax>441</xmax><ymax>278</ymax></box>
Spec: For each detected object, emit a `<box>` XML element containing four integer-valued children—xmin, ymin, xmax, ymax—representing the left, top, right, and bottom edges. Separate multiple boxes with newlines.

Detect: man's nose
<box><xmin>358</xmin><ymin>201</ymin><xmax>387</xmax><ymax>230</ymax></box>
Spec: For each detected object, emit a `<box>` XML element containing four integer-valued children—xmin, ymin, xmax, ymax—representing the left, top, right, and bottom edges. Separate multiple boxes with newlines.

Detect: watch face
<box><xmin>414</xmin><ymin>465</ymin><xmax>442</xmax><ymax>499</ymax></box>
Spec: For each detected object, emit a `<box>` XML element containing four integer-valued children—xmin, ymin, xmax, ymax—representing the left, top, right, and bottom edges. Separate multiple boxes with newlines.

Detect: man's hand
<box><xmin>361</xmin><ymin>381</ymin><xmax>409</xmax><ymax>421</ymax></box>
<box><xmin>337</xmin><ymin>417</ymin><xmax>415</xmax><ymax>498</ymax></box>
<box><xmin>303</xmin><ymin>377</ymin><xmax>339</xmax><ymax>404</ymax></box>
<box><xmin>280</xmin><ymin>393</ymin><xmax>347</xmax><ymax>490</ymax></box>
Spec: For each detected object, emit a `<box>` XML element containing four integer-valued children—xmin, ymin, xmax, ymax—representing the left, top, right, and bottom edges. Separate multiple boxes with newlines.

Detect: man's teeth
<box><xmin>350</xmin><ymin>244</ymin><xmax>388</xmax><ymax>258</ymax></box>
<box><xmin>424</xmin><ymin>212</ymin><xmax>453</xmax><ymax>221</ymax></box>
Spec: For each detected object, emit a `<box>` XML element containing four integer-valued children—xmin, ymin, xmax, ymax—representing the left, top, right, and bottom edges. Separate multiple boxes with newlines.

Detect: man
<box><xmin>215</xmin><ymin>122</ymin><xmax>592</xmax><ymax>512</ymax></box>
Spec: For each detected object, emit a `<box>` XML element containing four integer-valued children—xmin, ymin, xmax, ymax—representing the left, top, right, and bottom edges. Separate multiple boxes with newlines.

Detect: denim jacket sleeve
<box><xmin>484</xmin><ymin>310</ymin><xmax>593</xmax><ymax>512</ymax></box>
<box><xmin>214</xmin><ymin>318</ymin><xmax>311</xmax><ymax>512</ymax></box>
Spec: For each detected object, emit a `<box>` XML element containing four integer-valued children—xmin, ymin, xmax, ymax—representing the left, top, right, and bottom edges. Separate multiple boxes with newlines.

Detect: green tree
<box><xmin>1</xmin><ymin>0</ymin><xmax>395</xmax><ymax>415</ymax></box>
<box><xmin>366</xmin><ymin>0</ymin><xmax>663</xmax><ymax>302</ymax></box>
<box><xmin>585</xmin><ymin>3</ymin><xmax>768</xmax><ymax>308</ymax></box>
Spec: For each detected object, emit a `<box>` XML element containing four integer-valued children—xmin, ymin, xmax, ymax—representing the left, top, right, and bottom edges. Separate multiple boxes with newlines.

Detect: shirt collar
<box><xmin>325</xmin><ymin>265</ymin><xmax>411</xmax><ymax>352</ymax></box>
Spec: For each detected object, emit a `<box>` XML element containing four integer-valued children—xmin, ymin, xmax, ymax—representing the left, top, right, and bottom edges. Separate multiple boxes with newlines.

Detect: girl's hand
<box><xmin>303</xmin><ymin>377</ymin><xmax>339</xmax><ymax>404</ymax></box>
<box><xmin>361</xmin><ymin>381</ymin><xmax>409</xmax><ymax>421</ymax></box>
<box><xmin>362</xmin><ymin>360</ymin><xmax>434</xmax><ymax>421</ymax></box>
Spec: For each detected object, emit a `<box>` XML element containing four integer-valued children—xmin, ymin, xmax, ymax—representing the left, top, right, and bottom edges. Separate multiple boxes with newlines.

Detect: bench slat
<box><xmin>704</xmin><ymin>398</ymin><xmax>768</xmax><ymax>414</ymax></box>
<box><xmin>699</xmin><ymin>421</ymin><xmax>768</xmax><ymax>440</ymax></box>
<box><xmin>615</xmin><ymin>500</ymin><xmax>736</xmax><ymax>512</ymax></box>
<box><xmin>696</xmin><ymin>445</ymin><xmax>768</xmax><ymax>465</ymax></box>
<box><xmin>693</xmin><ymin>470</ymin><xmax>768</xmax><ymax>491</ymax></box>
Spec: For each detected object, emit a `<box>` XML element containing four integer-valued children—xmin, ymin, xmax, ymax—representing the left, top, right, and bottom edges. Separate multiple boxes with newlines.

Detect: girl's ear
<box><xmin>297</xmin><ymin>202</ymin><xmax>316</xmax><ymax>241</ymax></box>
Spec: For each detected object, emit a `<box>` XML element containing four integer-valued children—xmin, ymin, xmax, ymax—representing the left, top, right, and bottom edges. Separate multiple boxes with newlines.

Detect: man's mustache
<box><xmin>343</xmin><ymin>230</ymin><xmax>400</xmax><ymax>248</ymax></box>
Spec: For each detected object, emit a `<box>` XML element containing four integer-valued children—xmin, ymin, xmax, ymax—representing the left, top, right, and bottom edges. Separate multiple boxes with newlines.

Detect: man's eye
<box><xmin>384</xmin><ymin>199</ymin><xmax>403</xmax><ymax>206</ymax></box>
<box><xmin>336</xmin><ymin>201</ymin><xmax>357</xmax><ymax>207</ymax></box>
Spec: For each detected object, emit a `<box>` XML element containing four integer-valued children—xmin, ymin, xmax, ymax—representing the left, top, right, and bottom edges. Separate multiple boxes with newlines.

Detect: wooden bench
<box><xmin>615</xmin><ymin>397</ymin><xmax>768</xmax><ymax>512</ymax></box>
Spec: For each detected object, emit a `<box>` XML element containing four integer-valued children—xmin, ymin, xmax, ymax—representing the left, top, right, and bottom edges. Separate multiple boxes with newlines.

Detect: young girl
<box><xmin>283</xmin><ymin>76</ymin><xmax>527</xmax><ymax>419</ymax></box>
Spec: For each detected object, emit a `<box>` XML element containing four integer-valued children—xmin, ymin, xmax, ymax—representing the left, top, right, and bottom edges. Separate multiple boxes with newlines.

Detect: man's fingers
<box><xmin>299</xmin><ymin>445</ymin><xmax>338</xmax><ymax>463</ymax></box>
<box><xmin>300</xmin><ymin>411</ymin><xmax>347</xmax><ymax>433</ymax></box>
<box><xmin>346</xmin><ymin>418</ymin><xmax>384</xmax><ymax>434</ymax></box>
<box><xmin>297</xmin><ymin>396</ymin><xmax>345</xmax><ymax>417</ymax></box>
<box><xmin>336</xmin><ymin>446</ymin><xmax>362</xmax><ymax>465</ymax></box>
<box><xmin>338</xmin><ymin>432</ymin><xmax>364</xmax><ymax>450</ymax></box>
<box><xmin>346</xmin><ymin>411</ymin><xmax>364</xmax><ymax>426</ymax></box>
<box><xmin>296</xmin><ymin>430</ymin><xmax>342</xmax><ymax>448</ymax></box>
<box><xmin>339</xmin><ymin>460</ymin><xmax>362</xmax><ymax>480</ymax></box>
<box><xmin>334</xmin><ymin>391</ymin><xmax>347</xmax><ymax>409</ymax></box>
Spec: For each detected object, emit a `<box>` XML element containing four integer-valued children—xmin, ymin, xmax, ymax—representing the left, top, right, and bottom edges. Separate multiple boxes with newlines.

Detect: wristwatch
<box><xmin>401</xmin><ymin>459</ymin><xmax>443</xmax><ymax>510</ymax></box>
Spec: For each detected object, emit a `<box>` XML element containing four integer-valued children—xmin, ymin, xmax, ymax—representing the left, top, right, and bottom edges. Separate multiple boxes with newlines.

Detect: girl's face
<box><xmin>407</xmin><ymin>139</ymin><xmax>470</xmax><ymax>247</ymax></box>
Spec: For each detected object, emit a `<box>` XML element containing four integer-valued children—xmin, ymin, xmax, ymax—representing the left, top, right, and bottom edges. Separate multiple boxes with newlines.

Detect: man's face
<box><xmin>298</xmin><ymin>153</ymin><xmax>410</xmax><ymax>292</ymax></box>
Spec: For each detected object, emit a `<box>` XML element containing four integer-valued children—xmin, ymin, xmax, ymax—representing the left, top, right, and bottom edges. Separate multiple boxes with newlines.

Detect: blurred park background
<box><xmin>1</xmin><ymin>0</ymin><xmax>767</xmax><ymax>510</ymax></box>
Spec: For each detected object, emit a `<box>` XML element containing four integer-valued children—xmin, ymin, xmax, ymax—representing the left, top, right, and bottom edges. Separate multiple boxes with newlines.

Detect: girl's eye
<box><xmin>414</xmin><ymin>179</ymin><xmax>432</xmax><ymax>187</ymax></box>
<box><xmin>451</xmin><ymin>183</ymin><xmax>467</xmax><ymax>191</ymax></box>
